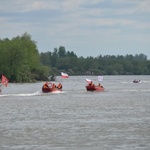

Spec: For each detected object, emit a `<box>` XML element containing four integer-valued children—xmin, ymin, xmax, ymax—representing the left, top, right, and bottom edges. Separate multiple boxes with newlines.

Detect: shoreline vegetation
<box><xmin>0</xmin><ymin>33</ymin><xmax>150</xmax><ymax>83</ymax></box>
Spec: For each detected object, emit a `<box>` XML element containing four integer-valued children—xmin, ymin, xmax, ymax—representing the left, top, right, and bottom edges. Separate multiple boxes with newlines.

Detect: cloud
<box><xmin>0</xmin><ymin>0</ymin><xmax>150</xmax><ymax>58</ymax></box>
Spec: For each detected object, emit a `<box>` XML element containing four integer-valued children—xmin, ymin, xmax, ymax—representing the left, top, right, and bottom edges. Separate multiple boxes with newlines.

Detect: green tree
<box><xmin>0</xmin><ymin>33</ymin><xmax>50</xmax><ymax>82</ymax></box>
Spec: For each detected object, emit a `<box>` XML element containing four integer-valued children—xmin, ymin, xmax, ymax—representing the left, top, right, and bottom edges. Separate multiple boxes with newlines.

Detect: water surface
<box><xmin>0</xmin><ymin>76</ymin><xmax>150</xmax><ymax>150</ymax></box>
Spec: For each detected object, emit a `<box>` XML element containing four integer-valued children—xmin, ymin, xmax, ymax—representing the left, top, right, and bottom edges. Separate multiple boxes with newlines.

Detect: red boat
<box><xmin>42</xmin><ymin>82</ymin><xmax>62</xmax><ymax>93</ymax></box>
<box><xmin>86</xmin><ymin>83</ymin><xmax>104</xmax><ymax>92</ymax></box>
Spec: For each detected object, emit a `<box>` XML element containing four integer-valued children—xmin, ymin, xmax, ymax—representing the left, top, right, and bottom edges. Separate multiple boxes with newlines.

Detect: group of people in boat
<box><xmin>43</xmin><ymin>82</ymin><xmax>62</xmax><ymax>90</ymax></box>
<box><xmin>85</xmin><ymin>81</ymin><xmax>104</xmax><ymax>92</ymax></box>
<box><xmin>88</xmin><ymin>81</ymin><xmax>103</xmax><ymax>88</ymax></box>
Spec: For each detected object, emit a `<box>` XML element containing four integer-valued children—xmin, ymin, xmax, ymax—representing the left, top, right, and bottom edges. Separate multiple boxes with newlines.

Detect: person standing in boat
<box><xmin>89</xmin><ymin>81</ymin><xmax>93</xmax><ymax>86</ymax></box>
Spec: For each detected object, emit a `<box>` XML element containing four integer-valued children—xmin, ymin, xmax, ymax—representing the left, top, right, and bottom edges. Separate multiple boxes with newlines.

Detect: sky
<box><xmin>0</xmin><ymin>0</ymin><xmax>150</xmax><ymax>58</ymax></box>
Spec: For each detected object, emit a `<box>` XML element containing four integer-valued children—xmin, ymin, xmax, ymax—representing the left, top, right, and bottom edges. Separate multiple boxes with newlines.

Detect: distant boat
<box><xmin>133</xmin><ymin>79</ymin><xmax>140</xmax><ymax>83</ymax></box>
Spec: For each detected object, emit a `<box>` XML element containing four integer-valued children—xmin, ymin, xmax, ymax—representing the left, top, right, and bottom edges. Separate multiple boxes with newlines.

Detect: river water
<box><xmin>0</xmin><ymin>76</ymin><xmax>150</xmax><ymax>150</ymax></box>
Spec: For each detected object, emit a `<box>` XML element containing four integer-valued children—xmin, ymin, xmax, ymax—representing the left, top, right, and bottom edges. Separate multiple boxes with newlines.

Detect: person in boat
<box><xmin>43</xmin><ymin>82</ymin><xmax>49</xmax><ymax>89</ymax></box>
<box><xmin>98</xmin><ymin>83</ymin><xmax>103</xmax><ymax>88</ymax></box>
<box><xmin>89</xmin><ymin>81</ymin><xmax>93</xmax><ymax>86</ymax></box>
<box><xmin>53</xmin><ymin>83</ymin><xmax>57</xmax><ymax>88</ymax></box>
<box><xmin>57</xmin><ymin>83</ymin><xmax>62</xmax><ymax>89</ymax></box>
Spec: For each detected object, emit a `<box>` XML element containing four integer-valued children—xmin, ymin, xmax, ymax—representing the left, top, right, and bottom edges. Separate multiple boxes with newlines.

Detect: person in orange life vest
<box><xmin>57</xmin><ymin>83</ymin><xmax>62</xmax><ymax>89</ymax></box>
<box><xmin>53</xmin><ymin>83</ymin><xmax>56</xmax><ymax>88</ymax></box>
<box><xmin>43</xmin><ymin>83</ymin><xmax>48</xmax><ymax>88</ymax></box>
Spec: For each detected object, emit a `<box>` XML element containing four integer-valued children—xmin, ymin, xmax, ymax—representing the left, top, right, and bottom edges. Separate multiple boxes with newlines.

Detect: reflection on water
<box><xmin>0</xmin><ymin>76</ymin><xmax>150</xmax><ymax>150</ymax></box>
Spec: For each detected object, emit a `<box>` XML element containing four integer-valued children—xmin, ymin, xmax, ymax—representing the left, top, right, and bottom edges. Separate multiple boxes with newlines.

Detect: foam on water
<box><xmin>0</xmin><ymin>91</ymin><xmax>41</xmax><ymax>97</ymax></box>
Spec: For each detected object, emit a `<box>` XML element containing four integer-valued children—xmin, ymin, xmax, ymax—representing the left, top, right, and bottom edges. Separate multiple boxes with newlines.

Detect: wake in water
<box><xmin>0</xmin><ymin>91</ymin><xmax>41</xmax><ymax>97</ymax></box>
<box><xmin>0</xmin><ymin>90</ymin><xmax>65</xmax><ymax>97</ymax></box>
<box><xmin>51</xmin><ymin>90</ymin><xmax>64</xmax><ymax>94</ymax></box>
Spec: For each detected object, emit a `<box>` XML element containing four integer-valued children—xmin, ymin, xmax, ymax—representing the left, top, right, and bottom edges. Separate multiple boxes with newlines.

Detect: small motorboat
<box><xmin>86</xmin><ymin>83</ymin><xmax>104</xmax><ymax>92</ymax></box>
<box><xmin>133</xmin><ymin>79</ymin><xmax>140</xmax><ymax>83</ymax></box>
<box><xmin>42</xmin><ymin>82</ymin><xmax>62</xmax><ymax>93</ymax></box>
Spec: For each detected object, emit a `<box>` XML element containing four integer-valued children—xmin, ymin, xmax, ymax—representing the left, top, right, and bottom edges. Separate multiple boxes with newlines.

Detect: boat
<box><xmin>133</xmin><ymin>79</ymin><xmax>140</xmax><ymax>83</ymax></box>
<box><xmin>85</xmin><ymin>77</ymin><xmax>104</xmax><ymax>92</ymax></box>
<box><xmin>86</xmin><ymin>83</ymin><xmax>104</xmax><ymax>92</ymax></box>
<box><xmin>42</xmin><ymin>82</ymin><xmax>62</xmax><ymax>93</ymax></box>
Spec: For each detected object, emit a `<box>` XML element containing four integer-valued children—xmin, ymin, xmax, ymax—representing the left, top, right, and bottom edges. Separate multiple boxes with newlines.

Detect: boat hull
<box><xmin>42</xmin><ymin>87</ymin><xmax>62</xmax><ymax>93</ymax></box>
<box><xmin>42</xmin><ymin>82</ymin><xmax>62</xmax><ymax>93</ymax></box>
<box><xmin>86</xmin><ymin>85</ymin><xmax>104</xmax><ymax>92</ymax></box>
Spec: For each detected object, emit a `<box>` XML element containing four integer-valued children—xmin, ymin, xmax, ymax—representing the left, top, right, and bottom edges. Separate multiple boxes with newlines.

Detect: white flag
<box><xmin>98</xmin><ymin>76</ymin><xmax>103</xmax><ymax>82</ymax></box>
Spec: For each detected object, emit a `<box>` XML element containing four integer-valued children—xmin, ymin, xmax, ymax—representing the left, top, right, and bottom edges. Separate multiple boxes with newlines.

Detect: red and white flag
<box><xmin>86</xmin><ymin>78</ymin><xmax>92</xmax><ymax>84</ymax></box>
<box><xmin>61</xmin><ymin>72</ymin><xmax>69</xmax><ymax>78</ymax></box>
<box><xmin>1</xmin><ymin>75</ymin><xmax>9</xmax><ymax>87</ymax></box>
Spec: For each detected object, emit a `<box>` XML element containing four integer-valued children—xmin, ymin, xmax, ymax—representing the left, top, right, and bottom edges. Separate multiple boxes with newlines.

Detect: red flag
<box><xmin>86</xmin><ymin>78</ymin><xmax>92</xmax><ymax>84</ymax></box>
<box><xmin>1</xmin><ymin>75</ymin><xmax>9</xmax><ymax>87</ymax></box>
<box><xmin>61</xmin><ymin>72</ymin><xmax>69</xmax><ymax>78</ymax></box>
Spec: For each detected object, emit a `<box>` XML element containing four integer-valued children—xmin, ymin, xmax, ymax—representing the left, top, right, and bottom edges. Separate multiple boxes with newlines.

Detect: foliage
<box><xmin>0</xmin><ymin>33</ymin><xmax>50</xmax><ymax>82</ymax></box>
<box><xmin>40</xmin><ymin>47</ymin><xmax>150</xmax><ymax>76</ymax></box>
<box><xmin>1</xmin><ymin>33</ymin><xmax>150</xmax><ymax>83</ymax></box>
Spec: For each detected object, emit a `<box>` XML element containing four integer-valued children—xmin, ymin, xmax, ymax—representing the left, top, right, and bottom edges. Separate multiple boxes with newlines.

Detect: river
<box><xmin>0</xmin><ymin>75</ymin><xmax>150</xmax><ymax>150</ymax></box>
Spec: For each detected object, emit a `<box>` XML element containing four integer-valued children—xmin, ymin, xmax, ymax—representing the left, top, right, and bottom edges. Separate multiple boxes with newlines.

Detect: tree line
<box><xmin>0</xmin><ymin>33</ymin><xmax>150</xmax><ymax>82</ymax></box>
<box><xmin>40</xmin><ymin>46</ymin><xmax>150</xmax><ymax>76</ymax></box>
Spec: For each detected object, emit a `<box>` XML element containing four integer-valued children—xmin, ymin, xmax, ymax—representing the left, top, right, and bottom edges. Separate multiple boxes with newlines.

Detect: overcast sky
<box><xmin>0</xmin><ymin>0</ymin><xmax>150</xmax><ymax>58</ymax></box>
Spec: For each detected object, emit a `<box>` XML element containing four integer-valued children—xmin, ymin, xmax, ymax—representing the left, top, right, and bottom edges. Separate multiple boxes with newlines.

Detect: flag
<box><xmin>98</xmin><ymin>76</ymin><xmax>103</xmax><ymax>82</ymax></box>
<box><xmin>86</xmin><ymin>78</ymin><xmax>92</xmax><ymax>84</ymax></box>
<box><xmin>1</xmin><ymin>75</ymin><xmax>9</xmax><ymax>87</ymax></box>
<box><xmin>61</xmin><ymin>72</ymin><xmax>69</xmax><ymax>78</ymax></box>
